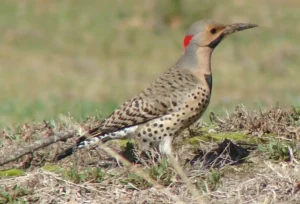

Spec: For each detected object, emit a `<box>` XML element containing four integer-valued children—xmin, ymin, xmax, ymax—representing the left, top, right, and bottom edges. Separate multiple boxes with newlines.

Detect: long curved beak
<box><xmin>223</xmin><ymin>23</ymin><xmax>258</xmax><ymax>35</ymax></box>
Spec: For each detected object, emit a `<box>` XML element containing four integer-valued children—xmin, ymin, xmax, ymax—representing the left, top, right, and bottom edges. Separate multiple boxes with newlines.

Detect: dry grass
<box><xmin>0</xmin><ymin>106</ymin><xmax>299</xmax><ymax>203</ymax></box>
<box><xmin>213</xmin><ymin>105</ymin><xmax>300</xmax><ymax>138</ymax></box>
<box><xmin>1</xmin><ymin>161</ymin><xmax>299</xmax><ymax>203</ymax></box>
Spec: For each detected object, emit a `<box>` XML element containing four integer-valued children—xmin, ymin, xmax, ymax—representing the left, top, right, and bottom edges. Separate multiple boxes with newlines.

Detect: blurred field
<box><xmin>0</xmin><ymin>0</ymin><xmax>299</xmax><ymax>127</ymax></box>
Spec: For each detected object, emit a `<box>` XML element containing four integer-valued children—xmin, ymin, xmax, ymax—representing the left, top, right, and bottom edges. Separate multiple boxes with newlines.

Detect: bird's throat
<box><xmin>182</xmin><ymin>47</ymin><xmax>212</xmax><ymax>86</ymax></box>
<box><xmin>177</xmin><ymin>45</ymin><xmax>213</xmax><ymax>79</ymax></box>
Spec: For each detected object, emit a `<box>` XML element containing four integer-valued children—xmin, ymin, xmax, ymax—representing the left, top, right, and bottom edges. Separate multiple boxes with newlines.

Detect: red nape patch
<box><xmin>183</xmin><ymin>35</ymin><xmax>193</xmax><ymax>50</ymax></box>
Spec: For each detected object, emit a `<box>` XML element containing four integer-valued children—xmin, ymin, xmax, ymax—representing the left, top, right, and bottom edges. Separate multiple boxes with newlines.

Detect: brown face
<box><xmin>184</xmin><ymin>22</ymin><xmax>257</xmax><ymax>49</ymax></box>
<box><xmin>200</xmin><ymin>24</ymin><xmax>227</xmax><ymax>48</ymax></box>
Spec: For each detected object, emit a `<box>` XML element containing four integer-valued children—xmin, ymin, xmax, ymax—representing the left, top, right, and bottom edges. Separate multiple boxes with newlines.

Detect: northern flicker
<box><xmin>56</xmin><ymin>20</ymin><xmax>257</xmax><ymax>160</ymax></box>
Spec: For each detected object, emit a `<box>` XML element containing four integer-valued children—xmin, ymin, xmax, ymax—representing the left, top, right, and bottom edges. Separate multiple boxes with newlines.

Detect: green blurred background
<box><xmin>0</xmin><ymin>0</ymin><xmax>299</xmax><ymax>127</ymax></box>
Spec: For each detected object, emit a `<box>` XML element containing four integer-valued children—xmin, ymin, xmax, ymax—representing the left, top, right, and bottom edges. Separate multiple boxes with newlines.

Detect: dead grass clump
<box><xmin>212</xmin><ymin>105</ymin><xmax>300</xmax><ymax>138</ymax></box>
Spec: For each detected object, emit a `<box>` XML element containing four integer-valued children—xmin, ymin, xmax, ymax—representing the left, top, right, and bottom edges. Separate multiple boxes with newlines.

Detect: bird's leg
<box><xmin>158</xmin><ymin>136</ymin><xmax>173</xmax><ymax>156</ymax></box>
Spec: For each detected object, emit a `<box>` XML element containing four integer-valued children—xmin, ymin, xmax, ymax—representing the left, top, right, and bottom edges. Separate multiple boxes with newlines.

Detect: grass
<box><xmin>258</xmin><ymin>140</ymin><xmax>297</xmax><ymax>161</ymax></box>
<box><xmin>0</xmin><ymin>0</ymin><xmax>299</xmax><ymax>127</ymax></box>
<box><xmin>0</xmin><ymin>169</ymin><xmax>24</xmax><ymax>178</ymax></box>
<box><xmin>0</xmin><ymin>185</ymin><xmax>31</xmax><ymax>203</ymax></box>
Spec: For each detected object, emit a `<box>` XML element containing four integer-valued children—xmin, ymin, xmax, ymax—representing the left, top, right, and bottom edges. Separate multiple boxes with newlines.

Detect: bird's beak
<box><xmin>223</xmin><ymin>23</ymin><xmax>258</xmax><ymax>36</ymax></box>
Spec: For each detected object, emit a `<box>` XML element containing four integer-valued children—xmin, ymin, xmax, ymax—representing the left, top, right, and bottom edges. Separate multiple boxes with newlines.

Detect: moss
<box><xmin>208</xmin><ymin>132</ymin><xmax>254</xmax><ymax>142</ymax></box>
<box><xmin>42</xmin><ymin>164</ymin><xmax>72</xmax><ymax>180</ymax></box>
<box><xmin>109</xmin><ymin>139</ymin><xmax>133</xmax><ymax>149</ymax></box>
<box><xmin>41</xmin><ymin>164</ymin><xmax>64</xmax><ymax>173</ymax></box>
<box><xmin>186</xmin><ymin>136</ymin><xmax>203</xmax><ymax>145</ymax></box>
<box><xmin>119</xmin><ymin>139</ymin><xmax>131</xmax><ymax>148</ymax></box>
<box><xmin>0</xmin><ymin>169</ymin><xmax>24</xmax><ymax>177</ymax></box>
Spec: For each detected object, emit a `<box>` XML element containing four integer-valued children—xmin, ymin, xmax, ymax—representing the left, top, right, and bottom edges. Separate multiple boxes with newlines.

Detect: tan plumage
<box><xmin>56</xmin><ymin>20</ymin><xmax>257</xmax><ymax>160</ymax></box>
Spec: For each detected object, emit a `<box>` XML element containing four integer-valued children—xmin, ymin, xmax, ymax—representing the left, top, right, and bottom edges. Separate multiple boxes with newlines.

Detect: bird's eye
<box><xmin>210</xmin><ymin>28</ymin><xmax>217</xmax><ymax>34</ymax></box>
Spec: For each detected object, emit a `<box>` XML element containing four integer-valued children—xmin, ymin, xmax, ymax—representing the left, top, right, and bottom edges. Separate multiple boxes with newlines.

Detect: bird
<box><xmin>56</xmin><ymin>20</ymin><xmax>257</xmax><ymax>160</ymax></box>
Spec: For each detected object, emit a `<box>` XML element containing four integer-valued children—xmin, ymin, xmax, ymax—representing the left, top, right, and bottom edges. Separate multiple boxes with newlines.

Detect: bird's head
<box><xmin>183</xmin><ymin>20</ymin><xmax>257</xmax><ymax>51</ymax></box>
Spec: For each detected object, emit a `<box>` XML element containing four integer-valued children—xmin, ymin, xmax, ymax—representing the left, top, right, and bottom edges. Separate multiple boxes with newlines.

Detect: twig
<box><xmin>0</xmin><ymin>130</ymin><xmax>75</xmax><ymax>166</ymax></box>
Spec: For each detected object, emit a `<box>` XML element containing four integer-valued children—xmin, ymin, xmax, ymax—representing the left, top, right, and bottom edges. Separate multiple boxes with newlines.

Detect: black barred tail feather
<box><xmin>55</xmin><ymin>125</ymin><xmax>138</xmax><ymax>161</ymax></box>
<box><xmin>55</xmin><ymin>135</ymin><xmax>105</xmax><ymax>161</ymax></box>
<box><xmin>54</xmin><ymin>126</ymin><xmax>104</xmax><ymax>161</ymax></box>
<box><xmin>55</xmin><ymin>135</ymin><xmax>88</xmax><ymax>161</ymax></box>
<box><xmin>55</xmin><ymin>145</ymin><xmax>77</xmax><ymax>161</ymax></box>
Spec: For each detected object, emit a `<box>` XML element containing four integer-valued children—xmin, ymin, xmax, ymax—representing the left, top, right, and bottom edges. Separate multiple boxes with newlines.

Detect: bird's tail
<box><xmin>55</xmin><ymin>125</ymin><xmax>137</xmax><ymax>160</ymax></box>
<box><xmin>55</xmin><ymin>127</ymin><xmax>104</xmax><ymax>161</ymax></box>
